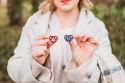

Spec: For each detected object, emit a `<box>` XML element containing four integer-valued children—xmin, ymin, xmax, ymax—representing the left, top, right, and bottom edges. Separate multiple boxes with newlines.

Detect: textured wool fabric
<box><xmin>7</xmin><ymin>9</ymin><xmax>125</xmax><ymax>83</ymax></box>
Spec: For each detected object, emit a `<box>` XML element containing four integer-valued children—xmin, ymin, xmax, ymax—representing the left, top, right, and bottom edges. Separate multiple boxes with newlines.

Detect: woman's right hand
<box><xmin>31</xmin><ymin>34</ymin><xmax>53</xmax><ymax>65</ymax></box>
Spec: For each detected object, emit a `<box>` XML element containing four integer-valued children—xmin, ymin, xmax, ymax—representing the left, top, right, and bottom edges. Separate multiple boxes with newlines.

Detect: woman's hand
<box><xmin>69</xmin><ymin>34</ymin><xmax>99</xmax><ymax>66</ymax></box>
<box><xmin>31</xmin><ymin>34</ymin><xmax>53</xmax><ymax>65</ymax></box>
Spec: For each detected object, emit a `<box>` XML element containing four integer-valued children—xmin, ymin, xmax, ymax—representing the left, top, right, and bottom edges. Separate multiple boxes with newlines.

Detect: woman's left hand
<box><xmin>69</xmin><ymin>34</ymin><xmax>99</xmax><ymax>66</ymax></box>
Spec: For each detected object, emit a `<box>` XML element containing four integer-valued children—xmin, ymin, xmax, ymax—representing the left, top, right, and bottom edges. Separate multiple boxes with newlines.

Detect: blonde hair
<box><xmin>39</xmin><ymin>0</ymin><xmax>93</xmax><ymax>13</ymax></box>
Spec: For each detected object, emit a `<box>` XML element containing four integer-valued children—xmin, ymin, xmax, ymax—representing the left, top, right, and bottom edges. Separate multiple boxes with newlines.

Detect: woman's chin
<box><xmin>59</xmin><ymin>7</ymin><xmax>74</xmax><ymax>12</ymax></box>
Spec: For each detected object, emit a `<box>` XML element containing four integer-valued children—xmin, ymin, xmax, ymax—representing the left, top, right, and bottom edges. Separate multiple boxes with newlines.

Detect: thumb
<box><xmin>47</xmin><ymin>39</ymin><xmax>53</xmax><ymax>48</ymax></box>
<box><xmin>69</xmin><ymin>39</ymin><xmax>77</xmax><ymax>51</ymax></box>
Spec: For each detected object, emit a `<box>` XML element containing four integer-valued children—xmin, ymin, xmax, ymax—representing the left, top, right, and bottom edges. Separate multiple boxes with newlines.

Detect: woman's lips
<box><xmin>60</xmin><ymin>0</ymin><xmax>70</xmax><ymax>3</ymax></box>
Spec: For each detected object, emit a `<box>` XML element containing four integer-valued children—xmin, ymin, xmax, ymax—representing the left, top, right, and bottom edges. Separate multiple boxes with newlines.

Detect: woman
<box><xmin>7</xmin><ymin>0</ymin><xmax>125</xmax><ymax>83</ymax></box>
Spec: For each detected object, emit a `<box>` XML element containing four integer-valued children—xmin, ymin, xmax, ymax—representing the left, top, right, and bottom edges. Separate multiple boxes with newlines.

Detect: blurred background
<box><xmin>0</xmin><ymin>0</ymin><xmax>125</xmax><ymax>82</ymax></box>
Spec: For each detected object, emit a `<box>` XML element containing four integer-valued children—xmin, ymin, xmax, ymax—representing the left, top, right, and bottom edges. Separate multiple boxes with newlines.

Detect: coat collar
<box><xmin>30</xmin><ymin>9</ymin><xmax>95</xmax><ymax>35</ymax></box>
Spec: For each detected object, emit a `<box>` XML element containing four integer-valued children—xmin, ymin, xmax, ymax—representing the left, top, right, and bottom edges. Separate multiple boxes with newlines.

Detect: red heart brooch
<box><xmin>49</xmin><ymin>36</ymin><xmax>58</xmax><ymax>43</ymax></box>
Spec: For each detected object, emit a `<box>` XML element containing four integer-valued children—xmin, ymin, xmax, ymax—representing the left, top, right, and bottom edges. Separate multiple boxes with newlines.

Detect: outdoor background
<box><xmin>0</xmin><ymin>0</ymin><xmax>125</xmax><ymax>82</ymax></box>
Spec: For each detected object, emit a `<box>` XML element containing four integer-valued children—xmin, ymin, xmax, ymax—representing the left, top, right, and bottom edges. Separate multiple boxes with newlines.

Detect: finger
<box><xmin>41</xmin><ymin>46</ymin><xmax>50</xmax><ymax>57</ymax></box>
<box><xmin>69</xmin><ymin>39</ymin><xmax>77</xmax><ymax>51</ymax></box>
<box><xmin>73</xmin><ymin>34</ymin><xmax>78</xmax><ymax>39</ymax></box>
<box><xmin>32</xmin><ymin>50</ymin><xmax>46</xmax><ymax>59</ymax></box>
<box><xmin>89</xmin><ymin>39</ymin><xmax>97</xmax><ymax>45</ymax></box>
<box><xmin>82</xmin><ymin>34</ymin><xmax>92</xmax><ymax>42</ymax></box>
<box><xmin>92</xmin><ymin>41</ymin><xmax>99</xmax><ymax>47</ymax></box>
<box><xmin>73</xmin><ymin>34</ymin><xmax>83</xmax><ymax>47</ymax></box>
<box><xmin>34</xmin><ymin>34</ymin><xmax>49</xmax><ymax>40</ymax></box>
<box><xmin>87</xmin><ymin>37</ymin><xmax>99</xmax><ymax>46</ymax></box>
<box><xmin>47</xmin><ymin>40</ymin><xmax>54</xmax><ymax>48</ymax></box>
<box><xmin>37</xmin><ymin>50</ymin><xmax>46</xmax><ymax>58</ymax></box>
<box><xmin>77</xmin><ymin>34</ymin><xmax>84</xmax><ymax>42</ymax></box>
<box><xmin>32</xmin><ymin>39</ymin><xmax>49</xmax><ymax>47</ymax></box>
<box><xmin>32</xmin><ymin>46</ymin><xmax>48</xmax><ymax>54</ymax></box>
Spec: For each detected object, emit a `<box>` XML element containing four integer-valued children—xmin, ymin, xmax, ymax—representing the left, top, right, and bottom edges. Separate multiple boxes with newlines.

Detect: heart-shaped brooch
<box><xmin>64</xmin><ymin>35</ymin><xmax>73</xmax><ymax>43</ymax></box>
<box><xmin>49</xmin><ymin>36</ymin><xmax>58</xmax><ymax>43</ymax></box>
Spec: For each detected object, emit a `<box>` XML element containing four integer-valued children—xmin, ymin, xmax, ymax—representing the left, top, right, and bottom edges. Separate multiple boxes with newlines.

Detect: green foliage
<box><xmin>31</xmin><ymin>0</ymin><xmax>41</xmax><ymax>13</ymax></box>
<box><xmin>0</xmin><ymin>26</ymin><xmax>21</xmax><ymax>83</ymax></box>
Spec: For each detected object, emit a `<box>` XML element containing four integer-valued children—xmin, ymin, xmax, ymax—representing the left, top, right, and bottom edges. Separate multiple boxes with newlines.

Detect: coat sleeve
<box><xmin>64</xmin><ymin>55</ymin><xmax>100</xmax><ymax>83</ymax></box>
<box><xmin>7</xmin><ymin>16</ymin><xmax>54</xmax><ymax>83</ymax></box>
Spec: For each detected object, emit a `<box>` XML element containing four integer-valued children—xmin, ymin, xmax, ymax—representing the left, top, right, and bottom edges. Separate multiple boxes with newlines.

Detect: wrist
<box><xmin>72</xmin><ymin>59</ymin><xmax>84</xmax><ymax>67</ymax></box>
<box><xmin>72</xmin><ymin>55</ymin><xmax>91</xmax><ymax>67</ymax></box>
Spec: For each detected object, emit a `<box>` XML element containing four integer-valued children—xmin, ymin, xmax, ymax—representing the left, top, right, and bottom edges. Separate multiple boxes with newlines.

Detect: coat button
<box><xmin>35</xmin><ymin>22</ymin><xmax>38</xmax><ymax>24</ymax></box>
<box><xmin>62</xmin><ymin>65</ymin><xmax>65</xmax><ymax>70</ymax></box>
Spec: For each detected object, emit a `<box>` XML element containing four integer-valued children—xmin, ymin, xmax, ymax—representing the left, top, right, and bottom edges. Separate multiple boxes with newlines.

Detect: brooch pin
<box><xmin>49</xmin><ymin>36</ymin><xmax>58</xmax><ymax>43</ymax></box>
<box><xmin>64</xmin><ymin>35</ymin><xmax>73</xmax><ymax>43</ymax></box>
